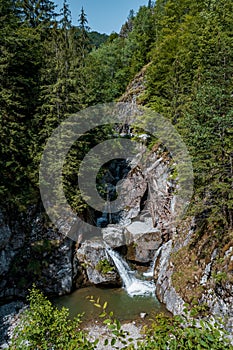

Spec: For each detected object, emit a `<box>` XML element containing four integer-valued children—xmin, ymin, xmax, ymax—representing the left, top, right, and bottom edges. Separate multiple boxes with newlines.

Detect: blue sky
<box><xmin>53</xmin><ymin>0</ymin><xmax>148</xmax><ymax>34</ymax></box>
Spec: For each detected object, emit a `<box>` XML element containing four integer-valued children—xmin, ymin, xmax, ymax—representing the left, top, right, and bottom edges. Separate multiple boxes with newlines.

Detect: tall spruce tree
<box><xmin>77</xmin><ymin>6</ymin><xmax>90</xmax><ymax>59</ymax></box>
<box><xmin>19</xmin><ymin>0</ymin><xmax>57</xmax><ymax>29</ymax></box>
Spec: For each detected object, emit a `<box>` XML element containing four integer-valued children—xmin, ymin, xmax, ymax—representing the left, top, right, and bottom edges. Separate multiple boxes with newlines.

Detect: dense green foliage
<box><xmin>1</xmin><ymin>0</ymin><xmax>232</xmax><ymax>230</ymax></box>
<box><xmin>10</xmin><ymin>288</ymin><xmax>233</xmax><ymax>349</ymax></box>
<box><xmin>144</xmin><ymin>0</ymin><xmax>233</xmax><ymax>233</ymax></box>
<box><xmin>0</xmin><ymin>0</ymin><xmax>111</xmax><ymax>216</ymax></box>
<box><xmin>139</xmin><ymin>313</ymin><xmax>232</xmax><ymax>350</ymax></box>
<box><xmin>9</xmin><ymin>287</ymin><xmax>97</xmax><ymax>349</ymax></box>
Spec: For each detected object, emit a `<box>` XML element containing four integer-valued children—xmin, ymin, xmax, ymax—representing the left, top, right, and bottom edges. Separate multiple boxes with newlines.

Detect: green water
<box><xmin>55</xmin><ymin>286</ymin><xmax>168</xmax><ymax>322</ymax></box>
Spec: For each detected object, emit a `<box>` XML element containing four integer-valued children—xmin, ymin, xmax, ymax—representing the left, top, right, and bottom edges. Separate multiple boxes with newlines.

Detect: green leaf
<box><xmin>103</xmin><ymin>319</ymin><xmax>111</xmax><ymax>325</ymax></box>
<box><xmin>94</xmin><ymin>303</ymin><xmax>101</xmax><ymax>308</ymax></box>
<box><xmin>111</xmin><ymin>338</ymin><xmax>116</xmax><ymax>346</ymax></box>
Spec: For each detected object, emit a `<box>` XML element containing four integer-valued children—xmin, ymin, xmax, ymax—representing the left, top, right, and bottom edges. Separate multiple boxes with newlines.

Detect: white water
<box><xmin>107</xmin><ymin>248</ymin><xmax>155</xmax><ymax>297</ymax></box>
<box><xmin>143</xmin><ymin>246</ymin><xmax>162</xmax><ymax>278</ymax></box>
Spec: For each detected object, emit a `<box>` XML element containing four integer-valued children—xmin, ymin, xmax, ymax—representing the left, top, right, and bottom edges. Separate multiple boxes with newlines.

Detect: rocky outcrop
<box><xmin>74</xmin><ymin>240</ymin><xmax>121</xmax><ymax>286</ymax></box>
<box><xmin>125</xmin><ymin>219</ymin><xmax>162</xmax><ymax>264</ymax></box>
<box><xmin>199</xmin><ymin>246</ymin><xmax>233</xmax><ymax>332</ymax></box>
<box><xmin>153</xmin><ymin>218</ymin><xmax>233</xmax><ymax>333</ymax></box>
<box><xmin>0</xmin><ymin>301</ymin><xmax>25</xmax><ymax>347</ymax></box>
<box><xmin>102</xmin><ymin>225</ymin><xmax>125</xmax><ymax>248</ymax></box>
<box><xmin>200</xmin><ymin>285</ymin><xmax>233</xmax><ymax>331</ymax></box>
<box><xmin>0</xmin><ymin>208</ymin><xmax>73</xmax><ymax>301</ymax></box>
<box><xmin>118</xmin><ymin>64</ymin><xmax>150</xmax><ymax>105</ymax></box>
<box><xmin>154</xmin><ymin>240</ymin><xmax>185</xmax><ymax>315</ymax></box>
<box><xmin>73</xmin><ymin>144</ymin><xmax>176</xmax><ymax>285</ymax></box>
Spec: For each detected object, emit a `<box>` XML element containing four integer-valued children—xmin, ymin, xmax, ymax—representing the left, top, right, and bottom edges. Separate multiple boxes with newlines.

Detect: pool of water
<box><xmin>55</xmin><ymin>286</ymin><xmax>168</xmax><ymax>322</ymax></box>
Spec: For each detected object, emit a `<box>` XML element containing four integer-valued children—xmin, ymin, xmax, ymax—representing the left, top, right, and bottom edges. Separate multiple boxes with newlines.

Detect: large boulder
<box><xmin>102</xmin><ymin>225</ymin><xmax>125</xmax><ymax>248</ymax></box>
<box><xmin>117</xmin><ymin>164</ymin><xmax>148</xmax><ymax>224</ymax></box>
<box><xmin>75</xmin><ymin>240</ymin><xmax>121</xmax><ymax>286</ymax></box>
<box><xmin>125</xmin><ymin>219</ymin><xmax>162</xmax><ymax>264</ymax></box>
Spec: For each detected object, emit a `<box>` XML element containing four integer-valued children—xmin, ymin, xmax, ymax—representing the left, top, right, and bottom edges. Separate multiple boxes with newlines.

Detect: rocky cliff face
<box><xmin>0</xmin><ymin>208</ymin><xmax>73</xmax><ymax>301</ymax></box>
<box><xmin>74</xmin><ymin>146</ymin><xmax>176</xmax><ymax>286</ymax></box>
<box><xmin>117</xmin><ymin>67</ymin><xmax>233</xmax><ymax>333</ymax></box>
<box><xmin>118</xmin><ymin>63</ymin><xmax>150</xmax><ymax>105</ymax></box>
<box><xmin>154</xmin><ymin>219</ymin><xmax>233</xmax><ymax>332</ymax></box>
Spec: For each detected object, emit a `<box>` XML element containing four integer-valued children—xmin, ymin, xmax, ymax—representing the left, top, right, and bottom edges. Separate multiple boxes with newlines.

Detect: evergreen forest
<box><xmin>1</xmin><ymin>0</ymin><xmax>232</xmax><ymax>233</ymax></box>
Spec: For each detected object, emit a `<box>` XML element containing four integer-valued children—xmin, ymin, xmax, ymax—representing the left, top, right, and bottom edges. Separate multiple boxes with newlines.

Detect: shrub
<box><xmin>138</xmin><ymin>313</ymin><xmax>233</xmax><ymax>350</ymax></box>
<box><xmin>95</xmin><ymin>259</ymin><xmax>115</xmax><ymax>274</ymax></box>
<box><xmin>9</xmin><ymin>286</ymin><xmax>97</xmax><ymax>350</ymax></box>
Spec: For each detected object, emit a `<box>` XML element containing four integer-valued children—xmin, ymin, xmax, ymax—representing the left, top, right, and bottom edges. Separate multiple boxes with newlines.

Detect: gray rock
<box><xmin>0</xmin><ymin>211</ymin><xmax>24</xmax><ymax>278</ymax></box>
<box><xmin>117</xmin><ymin>167</ymin><xmax>147</xmax><ymax>222</ymax></box>
<box><xmin>102</xmin><ymin>225</ymin><xmax>125</xmax><ymax>248</ymax></box>
<box><xmin>200</xmin><ymin>284</ymin><xmax>233</xmax><ymax>333</ymax></box>
<box><xmin>42</xmin><ymin>238</ymin><xmax>73</xmax><ymax>295</ymax></box>
<box><xmin>75</xmin><ymin>240</ymin><xmax>120</xmax><ymax>286</ymax></box>
<box><xmin>155</xmin><ymin>240</ymin><xmax>185</xmax><ymax>315</ymax></box>
<box><xmin>0</xmin><ymin>301</ymin><xmax>25</xmax><ymax>347</ymax></box>
<box><xmin>125</xmin><ymin>220</ymin><xmax>162</xmax><ymax>263</ymax></box>
<box><xmin>0</xmin><ymin>208</ymin><xmax>73</xmax><ymax>300</ymax></box>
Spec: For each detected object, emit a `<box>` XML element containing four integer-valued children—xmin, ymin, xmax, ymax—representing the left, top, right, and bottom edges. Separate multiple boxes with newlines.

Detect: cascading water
<box><xmin>106</xmin><ymin>247</ymin><xmax>155</xmax><ymax>297</ymax></box>
<box><xmin>96</xmin><ymin>208</ymin><xmax>108</xmax><ymax>228</ymax></box>
<box><xmin>96</xmin><ymin>159</ymin><xmax>131</xmax><ymax>228</ymax></box>
<box><xmin>143</xmin><ymin>246</ymin><xmax>162</xmax><ymax>278</ymax></box>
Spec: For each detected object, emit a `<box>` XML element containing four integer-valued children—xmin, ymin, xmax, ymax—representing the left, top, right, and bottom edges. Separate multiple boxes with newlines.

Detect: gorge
<box><xmin>0</xmin><ymin>0</ymin><xmax>233</xmax><ymax>347</ymax></box>
<box><xmin>1</xmin><ymin>129</ymin><xmax>232</xmax><ymax>344</ymax></box>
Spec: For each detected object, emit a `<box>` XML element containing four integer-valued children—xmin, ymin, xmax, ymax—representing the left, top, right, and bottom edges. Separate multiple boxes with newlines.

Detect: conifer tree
<box><xmin>148</xmin><ymin>0</ymin><xmax>154</xmax><ymax>8</ymax></box>
<box><xmin>36</xmin><ymin>0</ymin><xmax>79</xmax><ymax>140</ymax></box>
<box><xmin>19</xmin><ymin>0</ymin><xmax>57</xmax><ymax>29</ymax></box>
<box><xmin>77</xmin><ymin>6</ymin><xmax>90</xmax><ymax>59</ymax></box>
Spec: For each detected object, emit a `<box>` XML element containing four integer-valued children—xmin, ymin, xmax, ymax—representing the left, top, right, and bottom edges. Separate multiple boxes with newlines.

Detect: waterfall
<box><xmin>96</xmin><ymin>184</ymin><xmax>114</xmax><ymax>227</ymax></box>
<box><xmin>106</xmin><ymin>248</ymin><xmax>155</xmax><ymax>297</ymax></box>
<box><xmin>106</xmin><ymin>248</ymin><xmax>134</xmax><ymax>289</ymax></box>
<box><xmin>96</xmin><ymin>201</ymin><xmax>109</xmax><ymax>227</ymax></box>
<box><xmin>143</xmin><ymin>246</ymin><xmax>162</xmax><ymax>278</ymax></box>
<box><xmin>96</xmin><ymin>211</ymin><xmax>108</xmax><ymax>228</ymax></box>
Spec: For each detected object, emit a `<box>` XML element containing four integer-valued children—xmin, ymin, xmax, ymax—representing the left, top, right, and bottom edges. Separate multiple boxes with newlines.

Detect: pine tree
<box><xmin>19</xmin><ymin>0</ymin><xmax>57</xmax><ymax>29</ymax></box>
<box><xmin>184</xmin><ymin>2</ymin><xmax>233</xmax><ymax>230</ymax></box>
<box><xmin>77</xmin><ymin>6</ymin><xmax>90</xmax><ymax>59</ymax></box>
<box><xmin>148</xmin><ymin>0</ymin><xmax>154</xmax><ymax>8</ymax></box>
<box><xmin>35</xmin><ymin>0</ymin><xmax>79</xmax><ymax>141</ymax></box>
<box><xmin>119</xmin><ymin>10</ymin><xmax>134</xmax><ymax>38</ymax></box>
<box><xmin>125</xmin><ymin>6</ymin><xmax>157</xmax><ymax>74</ymax></box>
